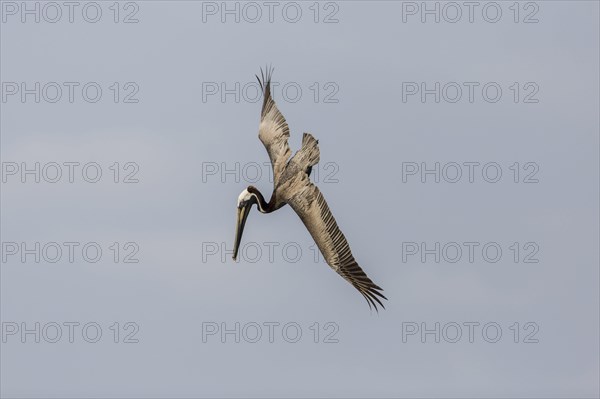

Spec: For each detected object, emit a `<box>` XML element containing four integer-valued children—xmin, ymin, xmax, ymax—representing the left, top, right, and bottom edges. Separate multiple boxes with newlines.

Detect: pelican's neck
<box><xmin>249</xmin><ymin>188</ymin><xmax>274</xmax><ymax>213</ymax></box>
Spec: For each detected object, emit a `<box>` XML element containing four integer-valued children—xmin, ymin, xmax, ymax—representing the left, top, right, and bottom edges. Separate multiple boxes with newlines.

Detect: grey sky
<box><xmin>1</xmin><ymin>1</ymin><xmax>599</xmax><ymax>398</ymax></box>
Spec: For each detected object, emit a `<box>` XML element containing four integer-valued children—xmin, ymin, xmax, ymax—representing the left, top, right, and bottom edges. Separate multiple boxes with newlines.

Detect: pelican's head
<box><xmin>237</xmin><ymin>187</ymin><xmax>255</xmax><ymax>208</ymax></box>
<box><xmin>233</xmin><ymin>187</ymin><xmax>257</xmax><ymax>261</ymax></box>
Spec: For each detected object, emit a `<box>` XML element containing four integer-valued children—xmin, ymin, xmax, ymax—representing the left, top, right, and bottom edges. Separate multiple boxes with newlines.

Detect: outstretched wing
<box><xmin>287</xmin><ymin>182</ymin><xmax>387</xmax><ymax>311</ymax></box>
<box><xmin>257</xmin><ymin>67</ymin><xmax>292</xmax><ymax>187</ymax></box>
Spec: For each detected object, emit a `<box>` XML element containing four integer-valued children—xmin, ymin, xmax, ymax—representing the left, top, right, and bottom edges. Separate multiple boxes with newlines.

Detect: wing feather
<box><xmin>287</xmin><ymin>183</ymin><xmax>387</xmax><ymax>311</ymax></box>
<box><xmin>256</xmin><ymin>67</ymin><xmax>291</xmax><ymax>187</ymax></box>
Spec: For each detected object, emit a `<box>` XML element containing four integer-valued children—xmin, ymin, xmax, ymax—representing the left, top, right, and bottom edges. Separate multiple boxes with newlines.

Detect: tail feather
<box><xmin>301</xmin><ymin>133</ymin><xmax>320</xmax><ymax>167</ymax></box>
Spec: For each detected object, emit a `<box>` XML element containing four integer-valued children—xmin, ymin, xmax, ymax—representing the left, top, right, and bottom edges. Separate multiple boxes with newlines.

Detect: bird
<box><xmin>233</xmin><ymin>67</ymin><xmax>387</xmax><ymax>311</ymax></box>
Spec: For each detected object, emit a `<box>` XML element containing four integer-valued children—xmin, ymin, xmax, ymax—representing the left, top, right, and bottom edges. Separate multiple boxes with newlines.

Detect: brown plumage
<box><xmin>234</xmin><ymin>67</ymin><xmax>387</xmax><ymax>311</ymax></box>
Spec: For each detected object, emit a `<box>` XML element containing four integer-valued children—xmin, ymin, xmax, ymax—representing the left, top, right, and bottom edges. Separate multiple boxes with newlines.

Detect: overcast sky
<box><xmin>1</xmin><ymin>1</ymin><xmax>599</xmax><ymax>398</ymax></box>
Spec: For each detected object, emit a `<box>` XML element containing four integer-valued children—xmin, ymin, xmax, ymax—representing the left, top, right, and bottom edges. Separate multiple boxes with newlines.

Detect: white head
<box><xmin>237</xmin><ymin>188</ymin><xmax>253</xmax><ymax>208</ymax></box>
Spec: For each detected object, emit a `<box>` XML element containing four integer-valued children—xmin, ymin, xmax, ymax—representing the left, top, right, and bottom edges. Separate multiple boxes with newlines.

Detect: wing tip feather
<box><xmin>258</xmin><ymin>64</ymin><xmax>276</xmax><ymax>116</ymax></box>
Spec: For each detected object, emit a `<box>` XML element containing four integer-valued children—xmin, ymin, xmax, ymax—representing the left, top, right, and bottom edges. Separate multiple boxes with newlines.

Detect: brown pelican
<box><xmin>233</xmin><ymin>68</ymin><xmax>387</xmax><ymax>311</ymax></box>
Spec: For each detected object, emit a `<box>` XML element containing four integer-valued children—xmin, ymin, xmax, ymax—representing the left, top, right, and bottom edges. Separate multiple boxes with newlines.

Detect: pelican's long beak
<box><xmin>233</xmin><ymin>203</ymin><xmax>251</xmax><ymax>261</ymax></box>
